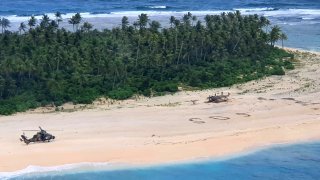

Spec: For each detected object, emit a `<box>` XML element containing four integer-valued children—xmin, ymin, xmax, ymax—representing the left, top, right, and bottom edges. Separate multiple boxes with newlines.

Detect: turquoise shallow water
<box><xmin>4</xmin><ymin>142</ymin><xmax>320</xmax><ymax>180</ymax></box>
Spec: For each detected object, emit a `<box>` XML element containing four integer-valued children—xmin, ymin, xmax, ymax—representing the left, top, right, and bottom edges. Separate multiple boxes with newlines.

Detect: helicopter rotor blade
<box><xmin>21</xmin><ymin>130</ymin><xmax>64</xmax><ymax>131</ymax></box>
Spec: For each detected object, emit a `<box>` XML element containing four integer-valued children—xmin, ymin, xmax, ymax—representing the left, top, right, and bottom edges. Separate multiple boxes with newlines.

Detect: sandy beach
<box><xmin>0</xmin><ymin>48</ymin><xmax>320</xmax><ymax>172</ymax></box>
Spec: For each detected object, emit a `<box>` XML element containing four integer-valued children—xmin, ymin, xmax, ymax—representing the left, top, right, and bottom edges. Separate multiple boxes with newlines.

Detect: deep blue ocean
<box><xmin>0</xmin><ymin>0</ymin><xmax>320</xmax><ymax>51</ymax></box>
<box><xmin>2</xmin><ymin>142</ymin><xmax>320</xmax><ymax>180</ymax></box>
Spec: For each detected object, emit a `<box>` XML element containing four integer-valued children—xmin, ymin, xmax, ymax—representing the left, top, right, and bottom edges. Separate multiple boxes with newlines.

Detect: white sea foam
<box><xmin>148</xmin><ymin>6</ymin><xmax>167</xmax><ymax>9</ymax></box>
<box><xmin>3</xmin><ymin>8</ymin><xmax>320</xmax><ymax>33</ymax></box>
<box><xmin>302</xmin><ymin>17</ymin><xmax>315</xmax><ymax>20</ymax></box>
<box><xmin>259</xmin><ymin>9</ymin><xmax>320</xmax><ymax>17</ymax></box>
<box><xmin>2</xmin><ymin>8</ymin><xmax>320</xmax><ymax>23</ymax></box>
<box><xmin>0</xmin><ymin>162</ymin><xmax>114</xmax><ymax>180</ymax></box>
<box><xmin>234</xmin><ymin>7</ymin><xmax>277</xmax><ymax>12</ymax></box>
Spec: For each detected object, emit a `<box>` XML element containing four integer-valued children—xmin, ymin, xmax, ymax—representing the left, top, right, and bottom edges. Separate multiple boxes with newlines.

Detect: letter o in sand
<box><xmin>209</xmin><ymin>116</ymin><xmax>230</xmax><ymax>120</ymax></box>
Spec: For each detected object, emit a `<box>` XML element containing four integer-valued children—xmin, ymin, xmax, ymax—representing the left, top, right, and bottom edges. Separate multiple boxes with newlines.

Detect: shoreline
<box><xmin>281</xmin><ymin>46</ymin><xmax>320</xmax><ymax>55</ymax></box>
<box><xmin>0</xmin><ymin>48</ymin><xmax>320</xmax><ymax>173</ymax></box>
<box><xmin>1</xmin><ymin>139</ymin><xmax>319</xmax><ymax>178</ymax></box>
<box><xmin>2</xmin><ymin>119</ymin><xmax>320</xmax><ymax>173</ymax></box>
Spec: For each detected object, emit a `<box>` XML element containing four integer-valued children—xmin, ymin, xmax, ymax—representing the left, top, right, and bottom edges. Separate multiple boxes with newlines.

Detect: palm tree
<box><xmin>0</xmin><ymin>18</ymin><xmax>11</xmax><ymax>33</ymax></box>
<box><xmin>170</xmin><ymin>16</ymin><xmax>175</xmax><ymax>28</ymax></box>
<box><xmin>28</xmin><ymin>16</ymin><xmax>37</xmax><ymax>29</ymax></box>
<box><xmin>173</xmin><ymin>19</ymin><xmax>180</xmax><ymax>28</ymax></box>
<box><xmin>50</xmin><ymin>20</ymin><xmax>59</xmax><ymax>29</ymax></box>
<box><xmin>40</xmin><ymin>14</ymin><xmax>50</xmax><ymax>28</ymax></box>
<box><xmin>68</xmin><ymin>17</ymin><xmax>76</xmax><ymax>31</ymax></box>
<box><xmin>69</xmin><ymin>13</ymin><xmax>82</xmax><ymax>31</ymax></box>
<box><xmin>192</xmin><ymin>16</ymin><xmax>197</xmax><ymax>26</ymax></box>
<box><xmin>81</xmin><ymin>22</ymin><xmax>93</xmax><ymax>32</ymax></box>
<box><xmin>187</xmin><ymin>12</ymin><xmax>192</xmax><ymax>19</ymax></box>
<box><xmin>121</xmin><ymin>16</ymin><xmax>129</xmax><ymax>30</ymax></box>
<box><xmin>270</xmin><ymin>25</ymin><xmax>281</xmax><ymax>47</ymax></box>
<box><xmin>18</xmin><ymin>22</ymin><xmax>26</xmax><ymax>34</ymax></box>
<box><xmin>182</xmin><ymin>14</ymin><xmax>190</xmax><ymax>25</ymax></box>
<box><xmin>137</xmin><ymin>13</ymin><xmax>149</xmax><ymax>29</ymax></box>
<box><xmin>260</xmin><ymin>16</ymin><xmax>270</xmax><ymax>32</ymax></box>
<box><xmin>195</xmin><ymin>20</ymin><xmax>203</xmax><ymax>32</ymax></box>
<box><xmin>55</xmin><ymin>11</ymin><xmax>63</xmax><ymax>26</ymax></box>
<box><xmin>74</xmin><ymin>13</ymin><xmax>82</xmax><ymax>30</ymax></box>
<box><xmin>149</xmin><ymin>20</ymin><xmax>161</xmax><ymax>33</ymax></box>
<box><xmin>204</xmin><ymin>15</ymin><xmax>212</xmax><ymax>27</ymax></box>
<box><xmin>0</xmin><ymin>75</ymin><xmax>5</xmax><ymax>97</ymax></box>
<box><xmin>279</xmin><ymin>33</ymin><xmax>288</xmax><ymax>48</ymax></box>
<box><xmin>133</xmin><ymin>21</ymin><xmax>139</xmax><ymax>30</ymax></box>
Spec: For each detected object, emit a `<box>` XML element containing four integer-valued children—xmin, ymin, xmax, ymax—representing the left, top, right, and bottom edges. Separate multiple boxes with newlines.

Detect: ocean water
<box><xmin>2</xmin><ymin>142</ymin><xmax>320</xmax><ymax>180</ymax></box>
<box><xmin>0</xmin><ymin>0</ymin><xmax>320</xmax><ymax>51</ymax></box>
<box><xmin>1</xmin><ymin>0</ymin><xmax>320</xmax><ymax>16</ymax></box>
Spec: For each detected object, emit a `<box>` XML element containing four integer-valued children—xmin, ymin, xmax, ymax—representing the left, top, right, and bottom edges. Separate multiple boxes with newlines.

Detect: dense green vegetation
<box><xmin>0</xmin><ymin>12</ymin><xmax>293</xmax><ymax>115</ymax></box>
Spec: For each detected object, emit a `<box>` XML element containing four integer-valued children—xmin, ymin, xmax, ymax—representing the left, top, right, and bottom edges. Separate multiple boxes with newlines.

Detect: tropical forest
<box><xmin>0</xmin><ymin>11</ymin><xmax>293</xmax><ymax>115</ymax></box>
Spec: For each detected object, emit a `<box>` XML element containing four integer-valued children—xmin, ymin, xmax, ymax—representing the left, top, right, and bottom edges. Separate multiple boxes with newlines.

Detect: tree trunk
<box><xmin>195</xmin><ymin>48</ymin><xmax>198</xmax><ymax>62</ymax></box>
<box><xmin>177</xmin><ymin>42</ymin><xmax>183</xmax><ymax>65</ymax></box>
<box><xmin>135</xmin><ymin>37</ymin><xmax>140</xmax><ymax>67</ymax></box>
<box><xmin>175</xmin><ymin>29</ymin><xmax>178</xmax><ymax>52</ymax></box>
<box><xmin>233</xmin><ymin>38</ymin><xmax>241</xmax><ymax>52</ymax></box>
<box><xmin>200</xmin><ymin>39</ymin><xmax>204</xmax><ymax>60</ymax></box>
<box><xmin>56</xmin><ymin>55</ymin><xmax>60</xmax><ymax>72</ymax></box>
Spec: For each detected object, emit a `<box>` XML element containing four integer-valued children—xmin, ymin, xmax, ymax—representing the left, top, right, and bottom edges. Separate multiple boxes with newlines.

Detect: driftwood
<box><xmin>190</xmin><ymin>100</ymin><xmax>199</xmax><ymax>105</ymax></box>
<box><xmin>207</xmin><ymin>92</ymin><xmax>230</xmax><ymax>103</ymax></box>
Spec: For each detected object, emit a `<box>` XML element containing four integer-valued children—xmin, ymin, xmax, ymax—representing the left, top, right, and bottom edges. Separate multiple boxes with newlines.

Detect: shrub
<box><xmin>271</xmin><ymin>66</ymin><xmax>285</xmax><ymax>75</ymax></box>
<box><xmin>71</xmin><ymin>88</ymin><xmax>99</xmax><ymax>104</ymax></box>
<box><xmin>152</xmin><ymin>82</ymin><xmax>178</xmax><ymax>93</ymax></box>
<box><xmin>108</xmin><ymin>88</ymin><xmax>134</xmax><ymax>100</ymax></box>
<box><xmin>284</xmin><ymin>61</ymin><xmax>295</xmax><ymax>70</ymax></box>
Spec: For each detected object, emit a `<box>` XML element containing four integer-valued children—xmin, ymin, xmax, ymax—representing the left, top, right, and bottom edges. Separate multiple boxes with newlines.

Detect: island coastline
<box><xmin>0</xmin><ymin>48</ymin><xmax>320</xmax><ymax>174</ymax></box>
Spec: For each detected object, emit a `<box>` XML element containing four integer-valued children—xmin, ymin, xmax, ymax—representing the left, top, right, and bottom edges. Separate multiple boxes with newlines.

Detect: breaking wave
<box><xmin>136</xmin><ymin>5</ymin><xmax>170</xmax><ymax>10</ymax></box>
<box><xmin>2</xmin><ymin>8</ymin><xmax>320</xmax><ymax>23</ymax></box>
<box><xmin>0</xmin><ymin>162</ymin><xmax>113</xmax><ymax>180</ymax></box>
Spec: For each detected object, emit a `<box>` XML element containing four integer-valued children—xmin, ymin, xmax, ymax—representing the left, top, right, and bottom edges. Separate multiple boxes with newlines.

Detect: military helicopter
<box><xmin>20</xmin><ymin>126</ymin><xmax>55</xmax><ymax>145</ymax></box>
<box><xmin>207</xmin><ymin>92</ymin><xmax>230</xmax><ymax>103</ymax></box>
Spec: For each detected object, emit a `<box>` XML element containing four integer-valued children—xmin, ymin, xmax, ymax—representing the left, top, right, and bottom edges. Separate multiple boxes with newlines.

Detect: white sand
<box><xmin>0</xmin><ymin>48</ymin><xmax>320</xmax><ymax>172</ymax></box>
